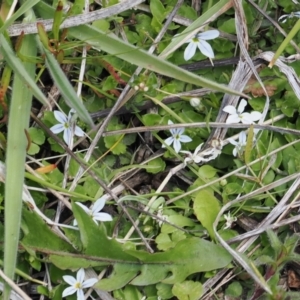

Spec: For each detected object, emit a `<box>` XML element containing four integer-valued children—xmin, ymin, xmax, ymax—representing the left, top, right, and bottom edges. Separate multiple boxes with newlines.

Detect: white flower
<box><xmin>75</xmin><ymin>197</ymin><xmax>113</xmax><ymax>225</ymax></box>
<box><xmin>278</xmin><ymin>11</ymin><xmax>300</xmax><ymax>23</ymax></box>
<box><xmin>62</xmin><ymin>268</ymin><xmax>98</xmax><ymax>300</ymax></box>
<box><xmin>228</xmin><ymin>131</ymin><xmax>247</xmax><ymax>157</ymax></box>
<box><xmin>224</xmin><ymin>212</ymin><xmax>237</xmax><ymax>229</ymax></box>
<box><xmin>181</xmin><ymin>139</ymin><xmax>223</xmax><ymax>165</ymax></box>
<box><xmin>190</xmin><ymin>97</ymin><xmax>200</xmax><ymax>107</ymax></box>
<box><xmin>162</xmin><ymin>120</ymin><xmax>192</xmax><ymax>153</ymax></box>
<box><xmin>223</xmin><ymin>99</ymin><xmax>262</xmax><ymax>124</ymax></box>
<box><xmin>184</xmin><ymin>30</ymin><xmax>219</xmax><ymax>61</ymax></box>
<box><xmin>181</xmin><ymin>143</ymin><xmax>205</xmax><ymax>165</ymax></box>
<box><xmin>50</xmin><ymin>110</ymin><xmax>85</xmax><ymax>145</ymax></box>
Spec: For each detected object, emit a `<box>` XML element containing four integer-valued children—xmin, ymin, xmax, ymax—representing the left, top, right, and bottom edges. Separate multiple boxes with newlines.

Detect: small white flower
<box><xmin>181</xmin><ymin>139</ymin><xmax>223</xmax><ymax>165</ymax></box>
<box><xmin>162</xmin><ymin>120</ymin><xmax>192</xmax><ymax>153</ymax></box>
<box><xmin>62</xmin><ymin>268</ymin><xmax>98</xmax><ymax>300</ymax></box>
<box><xmin>223</xmin><ymin>99</ymin><xmax>262</xmax><ymax>124</ymax></box>
<box><xmin>181</xmin><ymin>143</ymin><xmax>205</xmax><ymax>165</ymax></box>
<box><xmin>224</xmin><ymin>212</ymin><xmax>237</xmax><ymax>229</ymax></box>
<box><xmin>190</xmin><ymin>97</ymin><xmax>201</xmax><ymax>107</ymax></box>
<box><xmin>228</xmin><ymin>131</ymin><xmax>247</xmax><ymax>157</ymax></box>
<box><xmin>278</xmin><ymin>11</ymin><xmax>300</xmax><ymax>23</ymax></box>
<box><xmin>50</xmin><ymin>110</ymin><xmax>85</xmax><ymax>146</ymax></box>
<box><xmin>184</xmin><ymin>30</ymin><xmax>220</xmax><ymax>61</ymax></box>
<box><xmin>75</xmin><ymin>197</ymin><xmax>113</xmax><ymax>225</ymax></box>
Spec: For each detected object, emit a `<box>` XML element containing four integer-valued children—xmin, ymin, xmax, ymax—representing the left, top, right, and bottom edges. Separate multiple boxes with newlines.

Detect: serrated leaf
<box><xmin>21</xmin><ymin>202</ymin><xmax>232</xmax><ymax>291</ymax></box>
<box><xmin>194</xmin><ymin>189</ymin><xmax>220</xmax><ymax>239</ymax></box>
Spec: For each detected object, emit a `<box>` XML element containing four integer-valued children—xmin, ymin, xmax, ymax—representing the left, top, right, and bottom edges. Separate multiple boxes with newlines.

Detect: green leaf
<box><xmin>172</xmin><ymin>280</ymin><xmax>203</xmax><ymax>300</ymax></box>
<box><xmin>21</xmin><ymin>209</ymin><xmax>75</xmax><ymax>253</ymax></box>
<box><xmin>145</xmin><ymin>157</ymin><xmax>166</xmax><ymax>174</ymax></box>
<box><xmin>28</xmin><ymin>128</ymin><xmax>45</xmax><ymax>145</ymax></box>
<box><xmin>218</xmin><ymin>18</ymin><xmax>236</xmax><ymax>34</ymax></box>
<box><xmin>198</xmin><ymin>165</ymin><xmax>218</xmax><ymax>179</ymax></box>
<box><xmin>194</xmin><ymin>189</ymin><xmax>220</xmax><ymax>239</ymax></box>
<box><xmin>142</xmin><ymin>114</ymin><xmax>162</xmax><ymax>126</ymax></box>
<box><xmin>22</xmin><ymin>202</ymin><xmax>231</xmax><ymax>291</ymax></box>
<box><xmin>150</xmin><ymin>0</ymin><xmax>165</xmax><ymax>23</ymax></box>
<box><xmin>27</xmin><ymin>143</ymin><xmax>40</xmax><ymax>155</ymax></box>
<box><xmin>225</xmin><ymin>281</ymin><xmax>243</xmax><ymax>297</ymax></box>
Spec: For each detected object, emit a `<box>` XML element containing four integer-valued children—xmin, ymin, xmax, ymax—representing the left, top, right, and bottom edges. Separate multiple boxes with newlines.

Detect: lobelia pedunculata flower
<box><xmin>184</xmin><ymin>30</ymin><xmax>220</xmax><ymax>61</ymax></box>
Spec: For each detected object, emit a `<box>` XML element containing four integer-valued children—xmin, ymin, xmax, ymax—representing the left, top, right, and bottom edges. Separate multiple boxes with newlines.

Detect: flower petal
<box><xmin>239</xmin><ymin>131</ymin><xmax>247</xmax><ymax>144</ymax></box>
<box><xmin>184</xmin><ymin>41</ymin><xmax>197</xmax><ymax>61</ymax></box>
<box><xmin>226</xmin><ymin>114</ymin><xmax>240</xmax><ymax>124</ymax></box>
<box><xmin>93</xmin><ymin>212</ymin><xmax>113</xmax><ymax>222</ymax></box>
<box><xmin>197</xmin><ymin>30</ymin><xmax>220</xmax><ymax>40</ymax></box>
<box><xmin>198</xmin><ymin>40</ymin><xmax>215</xmax><ymax>58</ymax></box>
<box><xmin>62</xmin><ymin>286</ymin><xmax>77</xmax><ymax>297</ymax></box>
<box><xmin>237</xmin><ymin>99</ymin><xmax>247</xmax><ymax>114</ymax></box>
<box><xmin>223</xmin><ymin>105</ymin><xmax>236</xmax><ymax>115</ymax></box>
<box><xmin>250</xmin><ymin>111</ymin><xmax>262</xmax><ymax>121</ymax></box>
<box><xmin>50</xmin><ymin>124</ymin><xmax>64</xmax><ymax>134</ymax></box>
<box><xmin>278</xmin><ymin>14</ymin><xmax>289</xmax><ymax>23</ymax></box>
<box><xmin>82</xmin><ymin>278</ymin><xmax>98</xmax><ymax>288</ymax></box>
<box><xmin>63</xmin><ymin>128</ymin><xmax>72</xmax><ymax>145</ymax></box>
<box><xmin>162</xmin><ymin>136</ymin><xmax>174</xmax><ymax>148</ymax></box>
<box><xmin>180</xmin><ymin>150</ymin><xmax>191</xmax><ymax>155</ymax></box>
<box><xmin>76</xmin><ymin>289</ymin><xmax>85</xmax><ymax>300</ymax></box>
<box><xmin>75</xmin><ymin>202</ymin><xmax>91</xmax><ymax>214</ymax></box>
<box><xmin>173</xmin><ymin>139</ymin><xmax>181</xmax><ymax>153</ymax></box>
<box><xmin>74</xmin><ymin>126</ymin><xmax>85</xmax><ymax>137</ymax></box>
<box><xmin>76</xmin><ymin>268</ymin><xmax>85</xmax><ymax>283</ymax></box>
<box><xmin>63</xmin><ymin>275</ymin><xmax>77</xmax><ymax>285</ymax></box>
<box><xmin>232</xmin><ymin>147</ymin><xmax>238</xmax><ymax>157</ymax></box>
<box><xmin>179</xmin><ymin>135</ymin><xmax>192</xmax><ymax>143</ymax></box>
<box><xmin>228</xmin><ymin>138</ymin><xmax>238</xmax><ymax>146</ymax></box>
<box><xmin>194</xmin><ymin>143</ymin><xmax>204</xmax><ymax>154</ymax></box>
<box><xmin>54</xmin><ymin>110</ymin><xmax>67</xmax><ymax>123</ymax></box>
<box><xmin>240</xmin><ymin>113</ymin><xmax>253</xmax><ymax>124</ymax></box>
<box><xmin>92</xmin><ymin>197</ymin><xmax>106</xmax><ymax>213</ymax></box>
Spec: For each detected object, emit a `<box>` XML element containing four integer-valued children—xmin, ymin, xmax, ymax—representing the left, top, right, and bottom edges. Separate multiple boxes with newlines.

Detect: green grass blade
<box><xmin>0</xmin><ymin>35</ymin><xmax>48</xmax><ymax>106</ymax></box>
<box><xmin>39</xmin><ymin>43</ymin><xmax>94</xmax><ymax>126</ymax></box>
<box><xmin>269</xmin><ymin>19</ymin><xmax>300</xmax><ymax>67</ymax></box>
<box><xmin>3</xmin><ymin>33</ymin><xmax>36</xmax><ymax>299</ymax></box>
<box><xmin>34</xmin><ymin>2</ymin><xmax>245</xmax><ymax>97</ymax></box>
<box><xmin>0</xmin><ymin>0</ymin><xmax>41</xmax><ymax>34</ymax></box>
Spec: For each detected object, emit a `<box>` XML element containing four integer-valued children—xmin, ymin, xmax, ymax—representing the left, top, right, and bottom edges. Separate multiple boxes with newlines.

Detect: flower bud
<box><xmin>190</xmin><ymin>97</ymin><xmax>200</xmax><ymax>107</ymax></box>
<box><xmin>220</xmin><ymin>179</ymin><xmax>227</xmax><ymax>186</ymax></box>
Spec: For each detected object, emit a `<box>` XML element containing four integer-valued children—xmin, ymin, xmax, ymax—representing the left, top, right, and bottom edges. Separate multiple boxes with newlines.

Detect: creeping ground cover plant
<box><xmin>3</xmin><ymin>0</ymin><xmax>300</xmax><ymax>299</ymax></box>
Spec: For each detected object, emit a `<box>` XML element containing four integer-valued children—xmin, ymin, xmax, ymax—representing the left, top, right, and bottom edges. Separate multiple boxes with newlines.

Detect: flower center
<box><xmin>175</xmin><ymin>134</ymin><xmax>180</xmax><ymax>140</ymax></box>
<box><xmin>74</xmin><ymin>282</ymin><xmax>82</xmax><ymax>289</ymax></box>
<box><xmin>64</xmin><ymin>122</ymin><xmax>70</xmax><ymax>129</ymax></box>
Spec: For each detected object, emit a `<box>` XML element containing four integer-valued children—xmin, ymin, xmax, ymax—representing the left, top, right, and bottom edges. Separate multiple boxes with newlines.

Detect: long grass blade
<box><xmin>3</xmin><ymin>33</ymin><xmax>36</xmax><ymax>299</ymax></box>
